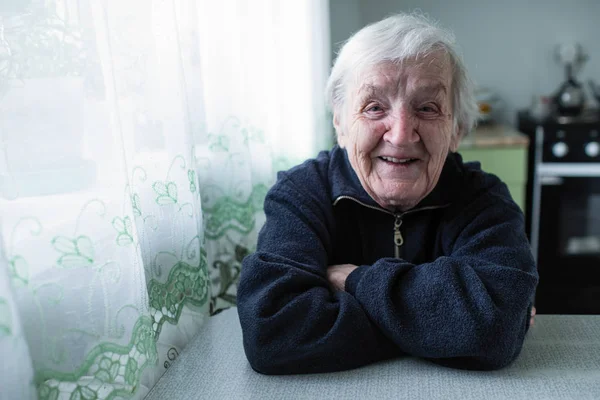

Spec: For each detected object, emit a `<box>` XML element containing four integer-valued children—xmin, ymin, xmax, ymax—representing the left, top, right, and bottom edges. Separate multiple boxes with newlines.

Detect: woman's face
<box><xmin>335</xmin><ymin>53</ymin><xmax>458</xmax><ymax>211</ymax></box>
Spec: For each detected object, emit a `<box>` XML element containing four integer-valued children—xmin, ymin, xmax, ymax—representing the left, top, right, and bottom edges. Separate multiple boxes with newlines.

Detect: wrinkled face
<box><xmin>335</xmin><ymin>53</ymin><xmax>459</xmax><ymax>211</ymax></box>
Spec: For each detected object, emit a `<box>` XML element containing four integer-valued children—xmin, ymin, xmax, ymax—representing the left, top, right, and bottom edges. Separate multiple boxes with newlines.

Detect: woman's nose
<box><xmin>383</xmin><ymin>109</ymin><xmax>419</xmax><ymax>146</ymax></box>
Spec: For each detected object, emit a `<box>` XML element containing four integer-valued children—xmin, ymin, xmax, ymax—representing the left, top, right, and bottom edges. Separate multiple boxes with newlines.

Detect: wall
<box><xmin>329</xmin><ymin>0</ymin><xmax>362</xmax><ymax>67</ymax></box>
<box><xmin>330</xmin><ymin>0</ymin><xmax>600</xmax><ymax>126</ymax></box>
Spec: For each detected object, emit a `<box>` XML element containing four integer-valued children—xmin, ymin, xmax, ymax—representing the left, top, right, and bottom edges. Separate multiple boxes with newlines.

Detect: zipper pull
<box><xmin>394</xmin><ymin>215</ymin><xmax>404</xmax><ymax>258</ymax></box>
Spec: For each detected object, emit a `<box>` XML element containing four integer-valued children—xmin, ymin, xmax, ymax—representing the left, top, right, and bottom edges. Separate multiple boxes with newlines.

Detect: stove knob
<box><xmin>552</xmin><ymin>142</ymin><xmax>568</xmax><ymax>158</ymax></box>
<box><xmin>585</xmin><ymin>141</ymin><xmax>600</xmax><ymax>157</ymax></box>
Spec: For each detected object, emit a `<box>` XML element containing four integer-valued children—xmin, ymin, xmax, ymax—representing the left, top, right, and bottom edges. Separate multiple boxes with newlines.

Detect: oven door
<box><xmin>532</xmin><ymin>166</ymin><xmax>600</xmax><ymax>314</ymax></box>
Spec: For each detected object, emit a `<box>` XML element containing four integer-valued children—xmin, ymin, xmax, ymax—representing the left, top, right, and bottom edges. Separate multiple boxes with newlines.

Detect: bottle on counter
<box><xmin>529</xmin><ymin>95</ymin><xmax>552</xmax><ymax>122</ymax></box>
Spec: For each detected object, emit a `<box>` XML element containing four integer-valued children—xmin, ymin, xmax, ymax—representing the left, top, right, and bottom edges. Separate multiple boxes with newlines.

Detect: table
<box><xmin>146</xmin><ymin>309</ymin><xmax>600</xmax><ymax>399</ymax></box>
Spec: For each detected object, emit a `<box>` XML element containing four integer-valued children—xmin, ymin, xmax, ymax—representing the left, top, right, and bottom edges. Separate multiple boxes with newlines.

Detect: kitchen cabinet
<box><xmin>459</xmin><ymin>124</ymin><xmax>529</xmax><ymax>212</ymax></box>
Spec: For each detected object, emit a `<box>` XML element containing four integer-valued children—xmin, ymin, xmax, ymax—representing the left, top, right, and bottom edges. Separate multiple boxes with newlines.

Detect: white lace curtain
<box><xmin>0</xmin><ymin>1</ymin><xmax>331</xmax><ymax>399</ymax></box>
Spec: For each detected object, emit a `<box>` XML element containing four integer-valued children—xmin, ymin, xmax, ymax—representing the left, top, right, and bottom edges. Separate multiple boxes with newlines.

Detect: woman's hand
<box><xmin>326</xmin><ymin>264</ymin><xmax>358</xmax><ymax>291</ymax></box>
<box><xmin>530</xmin><ymin>306</ymin><xmax>536</xmax><ymax>327</ymax></box>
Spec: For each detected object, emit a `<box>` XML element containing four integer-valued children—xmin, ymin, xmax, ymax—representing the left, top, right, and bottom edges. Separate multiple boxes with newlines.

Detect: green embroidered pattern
<box><xmin>206</xmin><ymin>116</ymin><xmax>266</xmax><ymax>150</ymax></box>
<box><xmin>187</xmin><ymin>170</ymin><xmax>197</xmax><ymax>193</ymax></box>
<box><xmin>147</xmin><ymin>154</ymin><xmax>189</xmax><ymax>207</ymax></box>
<box><xmin>152</xmin><ymin>181</ymin><xmax>178</xmax><ymax>205</ymax></box>
<box><xmin>162</xmin><ymin>347</ymin><xmax>179</xmax><ymax>369</ymax></box>
<box><xmin>38</xmin><ymin>385</ymin><xmax>59</xmax><ymax>400</ymax></box>
<box><xmin>36</xmin><ymin>316</ymin><xmax>157</xmax><ymax>400</ymax></box>
<box><xmin>147</xmin><ymin>254</ymin><xmax>209</xmax><ymax>338</ymax></box>
<box><xmin>240</xmin><ymin>126</ymin><xmax>265</xmax><ymax>145</ymax></box>
<box><xmin>0</xmin><ymin>297</ymin><xmax>11</xmax><ymax>336</ymax></box>
<box><xmin>207</xmin><ymin>134</ymin><xmax>229</xmax><ymax>152</ymax></box>
<box><xmin>131</xmin><ymin>193</ymin><xmax>142</xmax><ymax>217</ymax></box>
<box><xmin>112</xmin><ymin>217</ymin><xmax>133</xmax><ymax>246</ymax></box>
<box><xmin>203</xmin><ymin>184</ymin><xmax>268</xmax><ymax>240</ymax></box>
<box><xmin>52</xmin><ymin>236</ymin><xmax>95</xmax><ymax>268</ymax></box>
<box><xmin>8</xmin><ymin>255</ymin><xmax>29</xmax><ymax>287</ymax></box>
<box><xmin>210</xmin><ymin>244</ymin><xmax>250</xmax><ymax>314</ymax></box>
<box><xmin>8</xmin><ymin>218</ymin><xmax>42</xmax><ymax>286</ymax></box>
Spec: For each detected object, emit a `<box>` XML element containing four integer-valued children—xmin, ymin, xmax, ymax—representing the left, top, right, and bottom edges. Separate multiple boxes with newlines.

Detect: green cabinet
<box><xmin>458</xmin><ymin>146</ymin><xmax>528</xmax><ymax>212</ymax></box>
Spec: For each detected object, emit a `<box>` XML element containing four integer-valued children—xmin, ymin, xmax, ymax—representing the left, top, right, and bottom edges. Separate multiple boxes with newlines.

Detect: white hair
<box><xmin>325</xmin><ymin>13</ymin><xmax>478</xmax><ymax>138</ymax></box>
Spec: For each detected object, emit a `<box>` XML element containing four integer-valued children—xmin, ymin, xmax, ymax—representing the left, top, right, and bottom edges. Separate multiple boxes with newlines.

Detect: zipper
<box><xmin>394</xmin><ymin>214</ymin><xmax>404</xmax><ymax>258</ymax></box>
<box><xmin>333</xmin><ymin>195</ymin><xmax>395</xmax><ymax>215</ymax></box>
<box><xmin>334</xmin><ymin>195</ymin><xmax>451</xmax><ymax>258</ymax></box>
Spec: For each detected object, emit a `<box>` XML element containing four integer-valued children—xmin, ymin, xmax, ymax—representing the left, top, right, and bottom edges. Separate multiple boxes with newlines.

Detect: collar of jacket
<box><xmin>328</xmin><ymin>145</ymin><xmax>465</xmax><ymax>213</ymax></box>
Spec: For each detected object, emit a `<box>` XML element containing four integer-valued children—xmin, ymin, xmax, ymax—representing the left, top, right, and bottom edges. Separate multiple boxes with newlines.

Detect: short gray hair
<box><xmin>325</xmin><ymin>13</ymin><xmax>478</xmax><ymax>138</ymax></box>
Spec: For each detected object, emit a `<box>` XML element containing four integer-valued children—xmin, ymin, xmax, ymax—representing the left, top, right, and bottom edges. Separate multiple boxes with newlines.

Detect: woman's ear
<box><xmin>450</xmin><ymin>134</ymin><xmax>460</xmax><ymax>153</ymax></box>
<box><xmin>449</xmin><ymin>125</ymin><xmax>462</xmax><ymax>153</ymax></box>
<box><xmin>333</xmin><ymin>112</ymin><xmax>346</xmax><ymax>148</ymax></box>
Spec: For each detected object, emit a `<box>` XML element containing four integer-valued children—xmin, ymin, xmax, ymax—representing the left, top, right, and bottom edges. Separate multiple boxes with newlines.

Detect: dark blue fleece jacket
<box><xmin>237</xmin><ymin>145</ymin><xmax>538</xmax><ymax>375</ymax></box>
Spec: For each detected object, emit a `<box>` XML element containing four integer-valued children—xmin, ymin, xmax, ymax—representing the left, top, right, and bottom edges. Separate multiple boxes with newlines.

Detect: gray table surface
<box><xmin>146</xmin><ymin>308</ymin><xmax>600</xmax><ymax>400</ymax></box>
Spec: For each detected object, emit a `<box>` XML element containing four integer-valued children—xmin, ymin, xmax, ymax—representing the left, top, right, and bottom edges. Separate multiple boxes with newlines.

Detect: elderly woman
<box><xmin>237</xmin><ymin>13</ymin><xmax>538</xmax><ymax>374</ymax></box>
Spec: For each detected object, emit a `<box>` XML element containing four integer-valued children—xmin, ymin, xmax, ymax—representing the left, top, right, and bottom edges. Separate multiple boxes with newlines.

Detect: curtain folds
<box><xmin>0</xmin><ymin>1</ymin><xmax>331</xmax><ymax>399</ymax></box>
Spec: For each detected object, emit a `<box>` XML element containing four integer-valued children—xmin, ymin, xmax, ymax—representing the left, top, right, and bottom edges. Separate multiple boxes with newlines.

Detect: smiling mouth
<box><xmin>378</xmin><ymin>156</ymin><xmax>419</xmax><ymax>164</ymax></box>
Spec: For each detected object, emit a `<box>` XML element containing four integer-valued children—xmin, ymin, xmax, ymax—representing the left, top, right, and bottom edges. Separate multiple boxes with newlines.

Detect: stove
<box><xmin>518</xmin><ymin>110</ymin><xmax>600</xmax><ymax>314</ymax></box>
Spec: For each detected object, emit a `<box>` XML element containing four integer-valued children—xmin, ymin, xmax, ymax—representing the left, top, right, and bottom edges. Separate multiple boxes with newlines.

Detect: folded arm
<box><xmin>237</xmin><ymin>175</ymin><xmax>399</xmax><ymax>374</ymax></box>
<box><xmin>342</xmin><ymin>187</ymin><xmax>538</xmax><ymax>370</ymax></box>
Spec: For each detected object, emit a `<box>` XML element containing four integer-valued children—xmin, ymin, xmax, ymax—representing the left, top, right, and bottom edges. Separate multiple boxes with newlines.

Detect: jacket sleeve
<box><xmin>237</xmin><ymin>173</ymin><xmax>400</xmax><ymax>375</ymax></box>
<box><xmin>344</xmin><ymin>182</ymin><xmax>539</xmax><ymax>370</ymax></box>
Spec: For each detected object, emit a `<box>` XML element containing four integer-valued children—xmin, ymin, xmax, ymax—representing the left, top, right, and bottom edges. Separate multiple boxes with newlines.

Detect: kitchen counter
<box><xmin>461</xmin><ymin>124</ymin><xmax>529</xmax><ymax>148</ymax></box>
<box><xmin>146</xmin><ymin>308</ymin><xmax>600</xmax><ymax>400</ymax></box>
<box><xmin>458</xmin><ymin>124</ymin><xmax>530</xmax><ymax>211</ymax></box>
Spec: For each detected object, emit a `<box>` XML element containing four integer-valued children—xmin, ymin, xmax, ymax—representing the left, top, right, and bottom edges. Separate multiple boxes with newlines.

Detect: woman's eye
<box><xmin>417</xmin><ymin>104</ymin><xmax>439</xmax><ymax>114</ymax></box>
<box><xmin>365</xmin><ymin>104</ymin><xmax>383</xmax><ymax>113</ymax></box>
